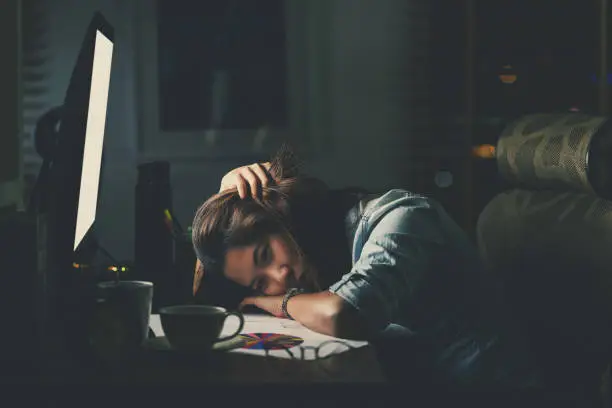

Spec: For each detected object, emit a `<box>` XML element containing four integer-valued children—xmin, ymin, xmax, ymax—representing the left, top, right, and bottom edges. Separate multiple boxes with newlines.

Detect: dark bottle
<box><xmin>134</xmin><ymin>161</ymin><xmax>174</xmax><ymax>312</ymax></box>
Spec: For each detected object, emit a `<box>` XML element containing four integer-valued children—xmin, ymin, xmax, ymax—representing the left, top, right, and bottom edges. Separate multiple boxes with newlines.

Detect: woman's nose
<box><xmin>269</xmin><ymin>264</ymin><xmax>289</xmax><ymax>282</ymax></box>
<box><xmin>261</xmin><ymin>265</ymin><xmax>289</xmax><ymax>294</ymax></box>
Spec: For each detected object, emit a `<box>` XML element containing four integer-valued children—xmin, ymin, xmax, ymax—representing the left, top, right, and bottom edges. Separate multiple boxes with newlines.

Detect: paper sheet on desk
<box><xmin>149</xmin><ymin>314</ymin><xmax>369</xmax><ymax>360</ymax></box>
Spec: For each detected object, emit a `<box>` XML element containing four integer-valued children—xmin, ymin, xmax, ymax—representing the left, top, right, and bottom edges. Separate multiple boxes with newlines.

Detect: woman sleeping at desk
<box><xmin>189</xmin><ymin>146</ymin><xmax>595</xmax><ymax>393</ymax></box>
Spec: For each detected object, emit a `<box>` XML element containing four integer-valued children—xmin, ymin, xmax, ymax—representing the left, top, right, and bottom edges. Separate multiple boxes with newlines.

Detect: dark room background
<box><xmin>16</xmin><ymin>0</ymin><xmax>611</xmax><ymax>263</ymax></box>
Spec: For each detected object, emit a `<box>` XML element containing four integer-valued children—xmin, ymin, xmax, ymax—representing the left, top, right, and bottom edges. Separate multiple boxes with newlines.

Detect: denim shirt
<box><xmin>328</xmin><ymin>189</ymin><xmax>540</xmax><ymax>389</ymax></box>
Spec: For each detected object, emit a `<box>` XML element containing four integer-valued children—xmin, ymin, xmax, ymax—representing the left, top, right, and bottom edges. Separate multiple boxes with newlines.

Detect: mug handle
<box><xmin>217</xmin><ymin>311</ymin><xmax>245</xmax><ymax>342</ymax></box>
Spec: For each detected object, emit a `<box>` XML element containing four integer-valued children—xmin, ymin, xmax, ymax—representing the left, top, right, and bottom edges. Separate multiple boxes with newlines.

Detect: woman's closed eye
<box><xmin>255</xmin><ymin>242</ymin><xmax>272</xmax><ymax>266</ymax></box>
<box><xmin>251</xmin><ymin>243</ymin><xmax>271</xmax><ymax>292</ymax></box>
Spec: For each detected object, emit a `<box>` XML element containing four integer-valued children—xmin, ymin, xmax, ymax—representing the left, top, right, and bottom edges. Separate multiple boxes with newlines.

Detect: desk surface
<box><xmin>144</xmin><ymin>314</ymin><xmax>386</xmax><ymax>383</ymax></box>
<box><xmin>150</xmin><ymin>313</ymin><xmax>369</xmax><ymax>360</ymax></box>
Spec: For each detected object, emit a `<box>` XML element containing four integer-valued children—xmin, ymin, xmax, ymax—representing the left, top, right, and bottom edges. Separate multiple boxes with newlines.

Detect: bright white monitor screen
<box><xmin>74</xmin><ymin>30</ymin><xmax>113</xmax><ymax>251</ymax></box>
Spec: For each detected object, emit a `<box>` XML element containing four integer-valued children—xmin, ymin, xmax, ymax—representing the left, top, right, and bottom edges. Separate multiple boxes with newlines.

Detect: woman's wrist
<box><xmin>281</xmin><ymin>288</ymin><xmax>304</xmax><ymax>319</ymax></box>
<box><xmin>251</xmin><ymin>295</ymin><xmax>284</xmax><ymax>318</ymax></box>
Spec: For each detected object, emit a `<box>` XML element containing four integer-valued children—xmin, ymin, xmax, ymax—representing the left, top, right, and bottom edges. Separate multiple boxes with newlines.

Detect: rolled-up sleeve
<box><xmin>329</xmin><ymin>205</ymin><xmax>445</xmax><ymax>332</ymax></box>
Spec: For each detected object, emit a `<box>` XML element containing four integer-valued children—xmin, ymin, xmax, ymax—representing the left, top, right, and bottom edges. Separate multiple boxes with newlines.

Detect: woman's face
<box><xmin>223</xmin><ymin>234</ymin><xmax>306</xmax><ymax>296</ymax></box>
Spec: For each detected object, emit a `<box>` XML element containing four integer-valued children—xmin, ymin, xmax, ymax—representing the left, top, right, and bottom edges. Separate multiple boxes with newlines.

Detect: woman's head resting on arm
<box><xmin>191</xmin><ymin>146</ymin><xmax>328</xmax><ymax>307</ymax></box>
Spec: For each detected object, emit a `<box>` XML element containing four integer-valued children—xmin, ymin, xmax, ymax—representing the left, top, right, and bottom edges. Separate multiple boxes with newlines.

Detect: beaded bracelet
<box><xmin>281</xmin><ymin>288</ymin><xmax>304</xmax><ymax>320</ymax></box>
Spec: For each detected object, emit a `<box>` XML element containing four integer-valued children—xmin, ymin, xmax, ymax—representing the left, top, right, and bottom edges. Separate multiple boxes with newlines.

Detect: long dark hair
<box><xmin>192</xmin><ymin>145</ymin><xmax>361</xmax><ymax>308</ymax></box>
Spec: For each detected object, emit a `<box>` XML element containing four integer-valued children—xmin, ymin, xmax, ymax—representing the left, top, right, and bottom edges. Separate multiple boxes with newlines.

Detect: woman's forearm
<box><xmin>286</xmin><ymin>292</ymin><xmax>370</xmax><ymax>340</ymax></box>
<box><xmin>284</xmin><ymin>291</ymin><xmax>341</xmax><ymax>336</ymax></box>
<box><xmin>243</xmin><ymin>291</ymin><xmax>371</xmax><ymax>340</ymax></box>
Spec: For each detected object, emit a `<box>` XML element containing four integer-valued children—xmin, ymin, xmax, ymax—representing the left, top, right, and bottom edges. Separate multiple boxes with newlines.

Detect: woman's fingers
<box><xmin>239</xmin><ymin>297</ymin><xmax>256</xmax><ymax>310</ymax></box>
<box><xmin>235</xmin><ymin>174</ymin><xmax>249</xmax><ymax>199</ymax></box>
<box><xmin>251</xmin><ymin>163</ymin><xmax>273</xmax><ymax>192</ymax></box>
<box><xmin>219</xmin><ymin>162</ymin><xmax>274</xmax><ymax>199</ymax></box>
<box><xmin>242</xmin><ymin>167</ymin><xmax>261</xmax><ymax>198</ymax></box>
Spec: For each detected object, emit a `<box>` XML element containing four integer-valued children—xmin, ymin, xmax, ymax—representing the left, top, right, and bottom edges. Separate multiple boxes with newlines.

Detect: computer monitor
<box><xmin>32</xmin><ymin>12</ymin><xmax>115</xmax><ymax>368</ymax></box>
<box><xmin>0</xmin><ymin>12</ymin><xmax>115</xmax><ymax>374</ymax></box>
<box><xmin>74</xmin><ymin>30</ymin><xmax>113</xmax><ymax>252</ymax></box>
<box><xmin>46</xmin><ymin>12</ymin><xmax>114</xmax><ymax>281</ymax></box>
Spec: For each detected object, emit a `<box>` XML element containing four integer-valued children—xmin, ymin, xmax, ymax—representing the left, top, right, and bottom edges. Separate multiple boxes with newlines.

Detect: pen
<box><xmin>163</xmin><ymin>209</ymin><xmax>177</xmax><ymax>237</ymax></box>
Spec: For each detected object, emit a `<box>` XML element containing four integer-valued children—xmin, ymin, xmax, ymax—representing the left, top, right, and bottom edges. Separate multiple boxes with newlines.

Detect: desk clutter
<box><xmin>86</xmin><ymin>246</ymin><xmax>374</xmax><ymax>381</ymax></box>
<box><xmin>148</xmin><ymin>313</ymin><xmax>369</xmax><ymax>361</ymax></box>
<box><xmin>90</xmin><ymin>306</ymin><xmax>382</xmax><ymax>384</ymax></box>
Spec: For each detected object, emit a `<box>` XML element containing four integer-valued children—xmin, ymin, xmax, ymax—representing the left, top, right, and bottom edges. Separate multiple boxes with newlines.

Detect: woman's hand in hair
<box><xmin>219</xmin><ymin>162</ymin><xmax>274</xmax><ymax>199</ymax></box>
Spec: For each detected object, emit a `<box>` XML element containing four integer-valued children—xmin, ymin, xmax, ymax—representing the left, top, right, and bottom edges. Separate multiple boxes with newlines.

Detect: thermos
<box><xmin>496</xmin><ymin>113</ymin><xmax>612</xmax><ymax>200</ymax></box>
<box><xmin>134</xmin><ymin>162</ymin><xmax>174</xmax><ymax>312</ymax></box>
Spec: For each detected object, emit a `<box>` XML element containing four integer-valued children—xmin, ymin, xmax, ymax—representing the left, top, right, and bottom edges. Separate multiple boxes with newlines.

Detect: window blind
<box><xmin>0</xmin><ymin>0</ymin><xmax>21</xmax><ymax>209</ymax></box>
<box><xmin>21</xmin><ymin>0</ymin><xmax>53</xmax><ymax>191</ymax></box>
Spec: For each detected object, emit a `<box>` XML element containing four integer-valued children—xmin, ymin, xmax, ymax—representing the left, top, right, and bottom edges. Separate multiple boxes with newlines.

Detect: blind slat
<box><xmin>21</xmin><ymin>0</ymin><xmax>52</xmax><ymax>179</ymax></box>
